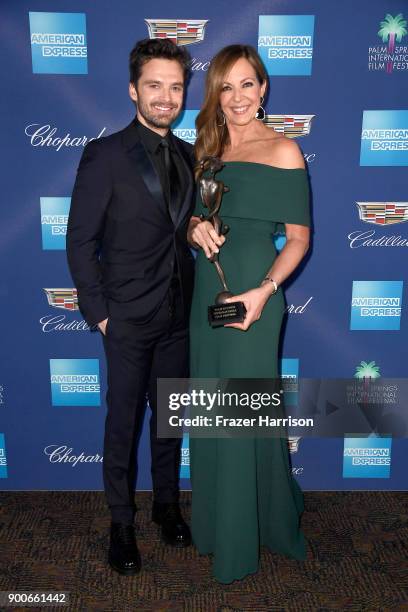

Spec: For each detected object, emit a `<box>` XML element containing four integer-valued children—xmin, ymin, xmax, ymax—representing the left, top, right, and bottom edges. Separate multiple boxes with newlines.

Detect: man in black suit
<box><xmin>66</xmin><ymin>38</ymin><xmax>195</xmax><ymax>575</ymax></box>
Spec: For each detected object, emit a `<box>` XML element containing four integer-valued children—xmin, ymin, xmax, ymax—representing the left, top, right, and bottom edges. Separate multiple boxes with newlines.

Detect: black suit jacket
<box><xmin>66</xmin><ymin>120</ymin><xmax>196</xmax><ymax>327</ymax></box>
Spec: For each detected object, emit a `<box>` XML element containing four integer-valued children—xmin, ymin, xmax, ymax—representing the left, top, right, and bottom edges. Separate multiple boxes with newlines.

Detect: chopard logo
<box><xmin>44</xmin><ymin>445</ymin><xmax>103</xmax><ymax>467</ymax></box>
<box><xmin>25</xmin><ymin>124</ymin><xmax>106</xmax><ymax>151</ymax></box>
<box><xmin>285</xmin><ymin>296</ymin><xmax>313</xmax><ymax>314</ymax></box>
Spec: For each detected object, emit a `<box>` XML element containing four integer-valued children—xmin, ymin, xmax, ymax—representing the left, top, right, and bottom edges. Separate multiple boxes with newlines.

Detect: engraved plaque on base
<box><xmin>208</xmin><ymin>301</ymin><xmax>247</xmax><ymax>328</ymax></box>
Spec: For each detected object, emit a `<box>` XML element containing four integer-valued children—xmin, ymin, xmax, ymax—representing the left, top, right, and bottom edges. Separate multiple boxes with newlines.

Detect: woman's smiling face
<box><xmin>219</xmin><ymin>57</ymin><xmax>266</xmax><ymax>127</ymax></box>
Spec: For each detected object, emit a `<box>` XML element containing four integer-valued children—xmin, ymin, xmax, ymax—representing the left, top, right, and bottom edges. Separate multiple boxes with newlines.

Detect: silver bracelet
<box><xmin>261</xmin><ymin>276</ymin><xmax>278</xmax><ymax>294</ymax></box>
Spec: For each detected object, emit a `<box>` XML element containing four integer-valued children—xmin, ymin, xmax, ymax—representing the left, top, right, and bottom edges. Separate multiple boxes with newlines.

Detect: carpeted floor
<box><xmin>0</xmin><ymin>491</ymin><xmax>407</xmax><ymax>611</ymax></box>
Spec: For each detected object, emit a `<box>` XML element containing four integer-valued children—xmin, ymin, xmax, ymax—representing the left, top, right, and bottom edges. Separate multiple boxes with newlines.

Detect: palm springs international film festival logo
<box><xmin>29</xmin><ymin>12</ymin><xmax>87</xmax><ymax>74</ymax></box>
<box><xmin>368</xmin><ymin>13</ymin><xmax>407</xmax><ymax>73</ymax></box>
<box><xmin>49</xmin><ymin>359</ymin><xmax>100</xmax><ymax>406</ymax></box>
<box><xmin>350</xmin><ymin>360</ymin><xmax>399</xmax><ymax>408</ymax></box>
<box><xmin>360</xmin><ymin>110</ymin><xmax>408</xmax><ymax>166</ymax></box>
<box><xmin>354</xmin><ymin>360</ymin><xmax>381</xmax><ymax>379</ymax></box>
<box><xmin>348</xmin><ymin>201</ymin><xmax>408</xmax><ymax>249</ymax></box>
<box><xmin>258</xmin><ymin>15</ymin><xmax>315</xmax><ymax>76</ymax></box>
<box><xmin>350</xmin><ymin>280</ymin><xmax>403</xmax><ymax>330</ymax></box>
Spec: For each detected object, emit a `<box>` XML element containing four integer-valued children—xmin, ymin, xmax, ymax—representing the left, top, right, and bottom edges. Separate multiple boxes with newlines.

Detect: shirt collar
<box><xmin>134</xmin><ymin>117</ymin><xmax>175</xmax><ymax>154</ymax></box>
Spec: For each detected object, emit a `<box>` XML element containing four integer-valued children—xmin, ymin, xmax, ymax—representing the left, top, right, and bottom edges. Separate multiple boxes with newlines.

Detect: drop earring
<box><xmin>217</xmin><ymin>111</ymin><xmax>226</xmax><ymax>127</ymax></box>
<box><xmin>255</xmin><ymin>96</ymin><xmax>265</xmax><ymax>121</ymax></box>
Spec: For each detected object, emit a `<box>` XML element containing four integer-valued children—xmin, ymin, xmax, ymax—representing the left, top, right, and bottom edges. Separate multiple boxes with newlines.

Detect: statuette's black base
<box><xmin>208</xmin><ymin>301</ymin><xmax>247</xmax><ymax>328</ymax></box>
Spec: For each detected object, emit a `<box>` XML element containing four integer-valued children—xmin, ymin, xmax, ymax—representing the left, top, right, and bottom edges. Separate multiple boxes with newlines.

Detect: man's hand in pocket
<box><xmin>98</xmin><ymin>318</ymin><xmax>108</xmax><ymax>335</ymax></box>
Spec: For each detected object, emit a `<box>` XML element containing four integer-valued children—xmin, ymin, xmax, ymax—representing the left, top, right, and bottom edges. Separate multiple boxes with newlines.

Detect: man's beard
<box><xmin>137</xmin><ymin>98</ymin><xmax>180</xmax><ymax>129</ymax></box>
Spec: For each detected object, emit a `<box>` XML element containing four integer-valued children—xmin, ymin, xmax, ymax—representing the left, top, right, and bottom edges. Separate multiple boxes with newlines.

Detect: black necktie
<box><xmin>160</xmin><ymin>139</ymin><xmax>179</xmax><ymax>225</ymax></box>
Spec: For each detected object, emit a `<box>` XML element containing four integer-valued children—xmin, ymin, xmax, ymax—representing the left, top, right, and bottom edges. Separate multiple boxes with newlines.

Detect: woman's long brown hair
<box><xmin>194</xmin><ymin>44</ymin><xmax>268</xmax><ymax>179</ymax></box>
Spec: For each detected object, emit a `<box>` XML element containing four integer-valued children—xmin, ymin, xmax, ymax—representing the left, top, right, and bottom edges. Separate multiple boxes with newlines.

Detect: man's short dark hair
<box><xmin>129</xmin><ymin>38</ymin><xmax>191</xmax><ymax>86</ymax></box>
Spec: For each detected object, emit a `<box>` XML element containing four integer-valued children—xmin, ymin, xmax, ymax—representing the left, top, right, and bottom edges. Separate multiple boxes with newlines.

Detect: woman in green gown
<box><xmin>187</xmin><ymin>45</ymin><xmax>311</xmax><ymax>583</ymax></box>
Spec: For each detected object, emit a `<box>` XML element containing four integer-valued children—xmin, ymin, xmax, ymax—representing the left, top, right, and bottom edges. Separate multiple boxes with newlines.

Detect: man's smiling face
<box><xmin>129</xmin><ymin>58</ymin><xmax>185</xmax><ymax>133</ymax></box>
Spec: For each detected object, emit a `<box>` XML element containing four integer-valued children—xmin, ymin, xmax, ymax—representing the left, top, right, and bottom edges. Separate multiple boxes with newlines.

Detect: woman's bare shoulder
<box><xmin>258</xmin><ymin>134</ymin><xmax>305</xmax><ymax>169</ymax></box>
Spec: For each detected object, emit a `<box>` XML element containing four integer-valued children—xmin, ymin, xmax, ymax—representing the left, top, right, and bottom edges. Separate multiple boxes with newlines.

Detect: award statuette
<box><xmin>198</xmin><ymin>156</ymin><xmax>247</xmax><ymax>328</ymax></box>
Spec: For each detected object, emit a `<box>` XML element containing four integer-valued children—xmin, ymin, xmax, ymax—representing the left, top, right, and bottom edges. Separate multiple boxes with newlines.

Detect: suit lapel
<box><xmin>122</xmin><ymin>121</ymin><xmax>167</xmax><ymax>217</ymax></box>
<box><xmin>122</xmin><ymin>120</ymin><xmax>195</xmax><ymax>227</ymax></box>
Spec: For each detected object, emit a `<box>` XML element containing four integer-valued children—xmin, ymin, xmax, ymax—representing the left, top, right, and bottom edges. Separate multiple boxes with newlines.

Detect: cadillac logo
<box><xmin>288</xmin><ymin>436</ymin><xmax>301</xmax><ymax>453</ymax></box>
<box><xmin>356</xmin><ymin>202</ymin><xmax>408</xmax><ymax>225</ymax></box>
<box><xmin>44</xmin><ymin>288</ymin><xmax>78</xmax><ymax>310</ymax></box>
<box><xmin>145</xmin><ymin>19</ymin><xmax>209</xmax><ymax>46</ymax></box>
<box><xmin>264</xmin><ymin>115</ymin><xmax>315</xmax><ymax>138</ymax></box>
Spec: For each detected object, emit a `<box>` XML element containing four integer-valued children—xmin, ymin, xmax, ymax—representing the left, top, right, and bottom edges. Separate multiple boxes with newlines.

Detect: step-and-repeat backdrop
<box><xmin>1</xmin><ymin>0</ymin><xmax>407</xmax><ymax>491</ymax></box>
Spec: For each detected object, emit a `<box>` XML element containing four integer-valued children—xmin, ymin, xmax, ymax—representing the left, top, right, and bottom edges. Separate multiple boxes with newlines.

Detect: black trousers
<box><xmin>102</xmin><ymin>281</ymin><xmax>188</xmax><ymax>524</ymax></box>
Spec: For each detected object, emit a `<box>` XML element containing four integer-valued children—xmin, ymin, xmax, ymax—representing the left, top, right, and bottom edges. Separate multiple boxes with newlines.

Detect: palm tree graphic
<box><xmin>354</xmin><ymin>361</ymin><xmax>381</xmax><ymax>407</ymax></box>
<box><xmin>378</xmin><ymin>13</ymin><xmax>407</xmax><ymax>73</ymax></box>
<box><xmin>354</xmin><ymin>361</ymin><xmax>381</xmax><ymax>380</ymax></box>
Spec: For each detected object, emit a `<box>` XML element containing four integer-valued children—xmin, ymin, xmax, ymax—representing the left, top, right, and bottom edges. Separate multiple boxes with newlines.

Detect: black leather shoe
<box><xmin>152</xmin><ymin>502</ymin><xmax>191</xmax><ymax>547</ymax></box>
<box><xmin>108</xmin><ymin>522</ymin><xmax>141</xmax><ymax>575</ymax></box>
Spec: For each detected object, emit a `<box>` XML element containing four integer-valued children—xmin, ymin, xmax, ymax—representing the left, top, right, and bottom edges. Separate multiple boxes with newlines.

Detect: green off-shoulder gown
<box><xmin>189</xmin><ymin>161</ymin><xmax>311</xmax><ymax>583</ymax></box>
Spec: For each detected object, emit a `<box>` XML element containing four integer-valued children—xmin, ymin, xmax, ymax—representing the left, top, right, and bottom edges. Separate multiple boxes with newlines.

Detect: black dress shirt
<box><xmin>135</xmin><ymin>118</ymin><xmax>185</xmax><ymax>215</ymax></box>
<box><xmin>135</xmin><ymin>117</ymin><xmax>184</xmax><ymax>283</ymax></box>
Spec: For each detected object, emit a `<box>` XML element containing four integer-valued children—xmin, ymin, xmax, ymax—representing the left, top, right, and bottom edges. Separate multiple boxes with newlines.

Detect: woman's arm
<box><xmin>262</xmin><ymin>223</ymin><xmax>310</xmax><ymax>293</ymax></box>
<box><xmin>224</xmin><ymin>138</ymin><xmax>310</xmax><ymax>331</ymax></box>
<box><xmin>224</xmin><ymin>223</ymin><xmax>309</xmax><ymax>331</ymax></box>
